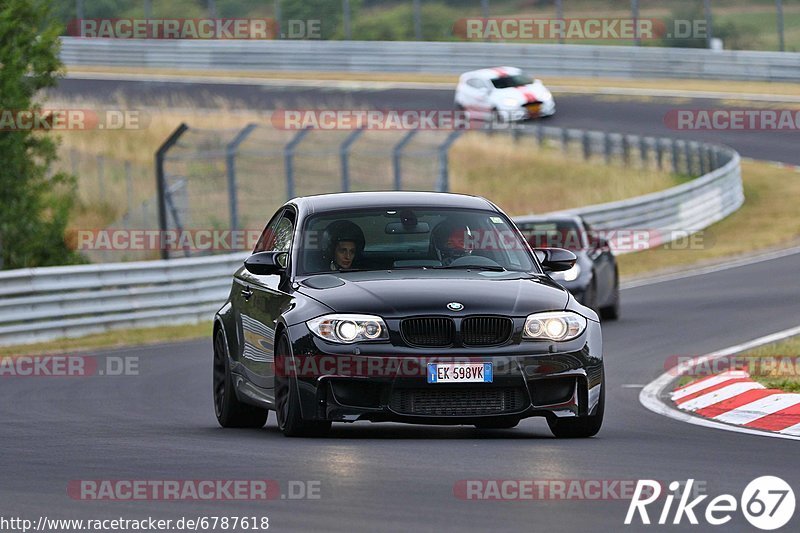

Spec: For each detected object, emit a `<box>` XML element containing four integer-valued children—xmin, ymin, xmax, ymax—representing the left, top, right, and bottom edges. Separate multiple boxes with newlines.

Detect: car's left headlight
<box><xmin>501</xmin><ymin>97</ymin><xmax>519</xmax><ymax>108</ymax></box>
<box><xmin>306</xmin><ymin>314</ymin><xmax>389</xmax><ymax>344</ymax></box>
<box><xmin>550</xmin><ymin>263</ymin><xmax>581</xmax><ymax>282</ymax></box>
<box><xmin>523</xmin><ymin>311</ymin><xmax>587</xmax><ymax>341</ymax></box>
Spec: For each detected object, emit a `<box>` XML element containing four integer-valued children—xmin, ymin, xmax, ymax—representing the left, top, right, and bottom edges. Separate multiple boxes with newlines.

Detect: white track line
<box><xmin>640</xmin><ymin>324</ymin><xmax>800</xmax><ymax>441</ymax></box>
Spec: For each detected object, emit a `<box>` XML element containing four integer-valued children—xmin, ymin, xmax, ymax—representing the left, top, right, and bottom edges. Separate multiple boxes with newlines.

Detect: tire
<box><xmin>213</xmin><ymin>329</ymin><xmax>269</xmax><ymax>428</ymax></box>
<box><xmin>547</xmin><ymin>376</ymin><xmax>604</xmax><ymax>438</ymax></box>
<box><xmin>600</xmin><ymin>270</ymin><xmax>621</xmax><ymax>321</ymax></box>
<box><xmin>274</xmin><ymin>334</ymin><xmax>331</xmax><ymax>438</ymax></box>
<box><xmin>474</xmin><ymin>419</ymin><xmax>520</xmax><ymax>429</ymax></box>
<box><xmin>490</xmin><ymin>108</ymin><xmax>505</xmax><ymax>128</ymax></box>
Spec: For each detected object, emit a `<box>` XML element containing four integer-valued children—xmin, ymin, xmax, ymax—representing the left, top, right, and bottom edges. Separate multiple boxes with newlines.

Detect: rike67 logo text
<box><xmin>625</xmin><ymin>477</ymin><xmax>795</xmax><ymax>530</ymax></box>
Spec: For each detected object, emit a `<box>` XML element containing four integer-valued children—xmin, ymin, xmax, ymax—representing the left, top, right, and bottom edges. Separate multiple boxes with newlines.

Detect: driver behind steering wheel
<box><xmin>432</xmin><ymin>220</ymin><xmax>474</xmax><ymax>266</ymax></box>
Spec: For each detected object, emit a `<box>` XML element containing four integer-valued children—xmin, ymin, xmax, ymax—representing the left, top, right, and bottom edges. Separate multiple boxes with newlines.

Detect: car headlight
<box><xmin>523</xmin><ymin>311</ymin><xmax>587</xmax><ymax>341</ymax></box>
<box><xmin>501</xmin><ymin>97</ymin><xmax>519</xmax><ymax>107</ymax></box>
<box><xmin>550</xmin><ymin>263</ymin><xmax>581</xmax><ymax>282</ymax></box>
<box><xmin>306</xmin><ymin>314</ymin><xmax>389</xmax><ymax>344</ymax></box>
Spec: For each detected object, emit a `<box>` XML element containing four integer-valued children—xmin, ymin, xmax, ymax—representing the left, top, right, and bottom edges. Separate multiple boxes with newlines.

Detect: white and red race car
<box><xmin>454</xmin><ymin>66</ymin><xmax>555</xmax><ymax>122</ymax></box>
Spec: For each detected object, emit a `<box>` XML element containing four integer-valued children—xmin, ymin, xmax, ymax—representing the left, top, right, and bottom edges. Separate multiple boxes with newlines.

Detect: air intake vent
<box><xmin>462</xmin><ymin>316</ymin><xmax>513</xmax><ymax>346</ymax></box>
<box><xmin>401</xmin><ymin>317</ymin><xmax>455</xmax><ymax>347</ymax></box>
<box><xmin>390</xmin><ymin>387</ymin><xmax>528</xmax><ymax>416</ymax></box>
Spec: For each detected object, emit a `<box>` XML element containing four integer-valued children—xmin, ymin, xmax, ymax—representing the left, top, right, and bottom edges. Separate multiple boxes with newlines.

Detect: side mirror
<box><xmin>533</xmin><ymin>248</ymin><xmax>577</xmax><ymax>273</ymax></box>
<box><xmin>244</xmin><ymin>251</ymin><xmax>288</xmax><ymax>276</ymax></box>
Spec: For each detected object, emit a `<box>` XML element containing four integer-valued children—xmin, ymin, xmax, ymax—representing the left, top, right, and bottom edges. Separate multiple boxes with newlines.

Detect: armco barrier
<box><xmin>0</xmin><ymin>132</ymin><xmax>742</xmax><ymax>346</ymax></box>
<box><xmin>59</xmin><ymin>38</ymin><xmax>800</xmax><ymax>82</ymax></box>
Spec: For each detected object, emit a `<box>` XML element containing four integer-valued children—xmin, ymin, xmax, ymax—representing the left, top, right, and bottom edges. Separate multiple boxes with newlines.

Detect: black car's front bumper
<box><xmin>284</xmin><ymin>320</ymin><xmax>603</xmax><ymax>426</ymax></box>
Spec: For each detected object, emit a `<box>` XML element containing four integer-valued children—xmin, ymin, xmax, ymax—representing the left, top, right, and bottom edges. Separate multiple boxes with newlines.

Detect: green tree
<box><xmin>0</xmin><ymin>0</ymin><xmax>82</xmax><ymax>269</ymax></box>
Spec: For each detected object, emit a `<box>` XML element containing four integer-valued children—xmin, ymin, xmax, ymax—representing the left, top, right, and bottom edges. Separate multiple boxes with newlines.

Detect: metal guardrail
<box><xmin>0</xmin><ymin>124</ymin><xmax>742</xmax><ymax>346</ymax></box>
<box><xmin>60</xmin><ymin>38</ymin><xmax>800</xmax><ymax>81</ymax></box>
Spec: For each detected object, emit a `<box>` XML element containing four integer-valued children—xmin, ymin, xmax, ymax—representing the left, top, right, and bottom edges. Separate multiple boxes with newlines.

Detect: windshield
<box><xmin>517</xmin><ymin>220</ymin><xmax>586</xmax><ymax>251</ymax></box>
<box><xmin>298</xmin><ymin>208</ymin><xmax>537</xmax><ymax>275</ymax></box>
<box><xmin>491</xmin><ymin>74</ymin><xmax>534</xmax><ymax>89</ymax></box>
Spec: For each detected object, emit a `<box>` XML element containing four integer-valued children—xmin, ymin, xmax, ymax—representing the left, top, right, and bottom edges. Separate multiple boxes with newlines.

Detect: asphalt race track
<box><xmin>53</xmin><ymin>77</ymin><xmax>800</xmax><ymax>165</ymax></box>
<box><xmin>2</xmin><ymin>78</ymin><xmax>798</xmax><ymax>531</ymax></box>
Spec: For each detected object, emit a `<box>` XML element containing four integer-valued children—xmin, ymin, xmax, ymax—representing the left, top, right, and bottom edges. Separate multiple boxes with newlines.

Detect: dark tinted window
<box><xmin>491</xmin><ymin>74</ymin><xmax>533</xmax><ymax>89</ymax></box>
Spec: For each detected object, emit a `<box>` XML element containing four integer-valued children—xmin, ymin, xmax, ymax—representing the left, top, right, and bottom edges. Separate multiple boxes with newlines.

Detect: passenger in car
<box><xmin>322</xmin><ymin>220</ymin><xmax>366</xmax><ymax>271</ymax></box>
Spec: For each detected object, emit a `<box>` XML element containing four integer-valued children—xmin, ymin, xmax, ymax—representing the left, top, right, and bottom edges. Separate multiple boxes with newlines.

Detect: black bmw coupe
<box><xmin>213</xmin><ymin>192</ymin><xmax>604</xmax><ymax>438</ymax></box>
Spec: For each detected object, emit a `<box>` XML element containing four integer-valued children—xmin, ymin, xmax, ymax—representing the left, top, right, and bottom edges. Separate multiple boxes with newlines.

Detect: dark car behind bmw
<box><xmin>515</xmin><ymin>214</ymin><xmax>620</xmax><ymax>320</ymax></box>
<box><xmin>213</xmin><ymin>192</ymin><xmax>604</xmax><ymax>438</ymax></box>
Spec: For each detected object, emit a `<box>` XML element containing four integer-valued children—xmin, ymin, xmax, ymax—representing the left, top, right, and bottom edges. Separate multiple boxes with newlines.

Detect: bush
<box><xmin>0</xmin><ymin>0</ymin><xmax>84</xmax><ymax>268</ymax></box>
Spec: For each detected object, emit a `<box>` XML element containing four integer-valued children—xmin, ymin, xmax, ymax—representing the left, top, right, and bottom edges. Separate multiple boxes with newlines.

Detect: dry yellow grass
<box><xmin>450</xmin><ymin>131</ymin><xmax>677</xmax><ymax>216</ymax></box>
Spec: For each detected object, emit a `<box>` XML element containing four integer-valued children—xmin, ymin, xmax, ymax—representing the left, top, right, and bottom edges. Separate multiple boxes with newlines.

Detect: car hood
<box><xmin>295</xmin><ymin>270</ymin><xmax>569</xmax><ymax>317</ymax></box>
<box><xmin>492</xmin><ymin>82</ymin><xmax>551</xmax><ymax>104</ymax></box>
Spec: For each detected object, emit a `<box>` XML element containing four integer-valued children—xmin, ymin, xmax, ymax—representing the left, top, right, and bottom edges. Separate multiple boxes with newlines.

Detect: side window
<box><xmin>253</xmin><ymin>209</ymin><xmax>287</xmax><ymax>253</ymax></box>
<box><xmin>271</xmin><ymin>213</ymin><xmax>295</xmax><ymax>253</ymax></box>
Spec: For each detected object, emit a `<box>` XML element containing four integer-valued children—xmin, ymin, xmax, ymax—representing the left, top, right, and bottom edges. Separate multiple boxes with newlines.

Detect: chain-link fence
<box><xmin>147</xmin><ymin>121</ymin><xmax>726</xmax><ymax>260</ymax></box>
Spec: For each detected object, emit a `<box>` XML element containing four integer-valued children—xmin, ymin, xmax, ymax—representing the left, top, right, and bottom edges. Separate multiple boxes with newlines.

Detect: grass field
<box><xmin>738</xmin><ymin>336</ymin><xmax>800</xmax><ymax>393</ymax></box>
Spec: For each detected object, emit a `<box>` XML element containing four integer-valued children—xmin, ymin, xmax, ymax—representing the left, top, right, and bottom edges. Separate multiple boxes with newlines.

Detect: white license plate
<box><xmin>427</xmin><ymin>363</ymin><xmax>493</xmax><ymax>383</ymax></box>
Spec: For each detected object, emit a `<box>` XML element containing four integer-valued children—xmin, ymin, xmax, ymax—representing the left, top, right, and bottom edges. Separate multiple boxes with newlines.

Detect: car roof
<box><xmin>460</xmin><ymin>66</ymin><xmax>523</xmax><ymax>81</ymax></box>
<box><xmin>288</xmin><ymin>191</ymin><xmax>498</xmax><ymax>216</ymax></box>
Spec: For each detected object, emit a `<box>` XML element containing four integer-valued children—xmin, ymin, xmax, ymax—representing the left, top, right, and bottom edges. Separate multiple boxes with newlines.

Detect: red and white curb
<box><xmin>672</xmin><ymin>370</ymin><xmax>800</xmax><ymax>436</ymax></box>
<box><xmin>641</xmin><ymin>324</ymin><xmax>800</xmax><ymax>441</ymax></box>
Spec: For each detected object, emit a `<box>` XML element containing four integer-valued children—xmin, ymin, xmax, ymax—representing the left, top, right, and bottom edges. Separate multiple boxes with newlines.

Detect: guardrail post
<box><xmin>582</xmin><ymin>131</ymin><xmax>591</xmax><ymax>160</ymax></box>
<box><xmin>340</xmin><ymin>127</ymin><xmax>365</xmax><ymax>192</ymax></box>
<box><xmin>670</xmin><ymin>139</ymin><xmax>679</xmax><ymax>174</ymax></box>
<box><xmin>684</xmin><ymin>141</ymin><xmax>694</xmax><ymax>175</ymax></box>
<box><xmin>621</xmin><ymin>135</ymin><xmax>630</xmax><ymax>164</ymax></box>
<box><xmin>639</xmin><ymin>137</ymin><xmax>648</xmax><ymax>167</ymax></box>
<box><xmin>437</xmin><ymin>130</ymin><xmax>463</xmax><ymax>192</ymax></box>
<box><xmin>155</xmin><ymin>123</ymin><xmax>189</xmax><ymax>260</ymax></box>
<box><xmin>561</xmin><ymin>128</ymin><xmax>569</xmax><ymax>153</ymax></box>
<box><xmin>393</xmin><ymin>130</ymin><xmax>418</xmax><ymax>191</ymax></box>
<box><xmin>284</xmin><ymin>127</ymin><xmax>312</xmax><ymax>200</ymax></box>
<box><xmin>536</xmin><ymin>124</ymin><xmax>544</xmax><ymax>147</ymax></box>
<box><xmin>225</xmin><ymin>123</ymin><xmax>257</xmax><ymax>232</ymax></box>
<box><xmin>656</xmin><ymin>138</ymin><xmax>664</xmax><ymax>170</ymax></box>
<box><xmin>603</xmin><ymin>132</ymin><xmax>612</xmax><ymax>164</ymax></box>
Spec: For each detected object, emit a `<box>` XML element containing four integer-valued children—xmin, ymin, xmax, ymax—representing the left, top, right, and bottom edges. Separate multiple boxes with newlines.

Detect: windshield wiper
<box><xmin>434</xmin><ymin>265</ymin><xmax>507</xmax><ymax>272</ymax></box>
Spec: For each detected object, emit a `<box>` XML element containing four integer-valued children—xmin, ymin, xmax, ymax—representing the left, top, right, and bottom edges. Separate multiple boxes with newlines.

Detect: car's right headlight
<box><xmin>306</xmin><ymin>314</ymin><xmax>389</xmax><ymax>344</ymax></box>
<box><xmin>523</xmin><ymin>311</ymin><xmax>587</xmax><ymax>341</ymax></box>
